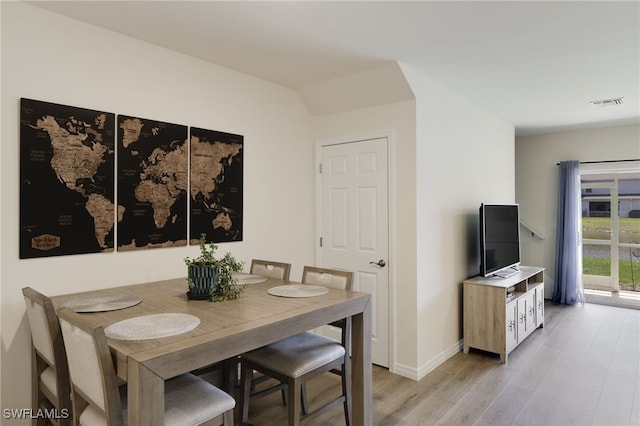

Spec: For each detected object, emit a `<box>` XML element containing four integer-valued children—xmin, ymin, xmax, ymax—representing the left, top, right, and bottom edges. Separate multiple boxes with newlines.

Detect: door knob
<box><xmin>369</xmin><ymin>259</ymin><xmax>386</xmax><ymax>268</ymax></box>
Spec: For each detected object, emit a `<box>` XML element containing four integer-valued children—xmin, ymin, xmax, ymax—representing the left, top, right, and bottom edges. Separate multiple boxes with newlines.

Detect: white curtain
<box><xmin>552</xmin><ymin>160</ymin><xmax>584</xmax><ymax>305</ymax></box>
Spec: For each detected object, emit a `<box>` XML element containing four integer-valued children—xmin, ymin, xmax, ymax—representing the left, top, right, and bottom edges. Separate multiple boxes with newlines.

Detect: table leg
<box><xmin>351</xmin><ymin>297</ymin><xmax>372</xmax><ymax>426</ymax></box>
<box><xmin>128</xmin><ymin>359</ymin><xmax>165</xmax><ymax>425</ymax></box>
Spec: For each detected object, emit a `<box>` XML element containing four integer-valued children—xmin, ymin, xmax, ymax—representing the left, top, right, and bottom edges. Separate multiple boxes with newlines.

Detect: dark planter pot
<box><xmin>187</xmin><ymin>265</ymin><xmax>217</xmax><ymax>300</ymax></box>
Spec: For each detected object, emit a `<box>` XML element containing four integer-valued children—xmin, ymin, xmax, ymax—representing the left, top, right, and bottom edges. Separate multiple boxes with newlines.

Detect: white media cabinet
<box><xmin>463</xmin><ymin>266</ymin><xmax>544</xmax><ymax>363</ymax></box>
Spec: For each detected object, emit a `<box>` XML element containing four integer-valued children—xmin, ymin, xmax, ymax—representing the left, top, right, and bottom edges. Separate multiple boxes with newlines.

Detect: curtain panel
<box><xmin>552</xmin><ymin>160</ymin><xmax>584</xmax><ymax>305</ymax></box>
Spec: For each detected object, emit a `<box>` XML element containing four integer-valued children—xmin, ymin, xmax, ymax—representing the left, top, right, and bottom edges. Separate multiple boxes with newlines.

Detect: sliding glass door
<box><xmin>618</xmin><ymin>175</ymin><xmax>640</xmax><ymax>292</ymax></box>
<box><xmin>581</xmin><ymin>171</ymin><xmax>640</xmax><ymax>292</ymax></box>
<box><xmin>581</xmin><ymin>178</ymin><xmax>616</xmax><ymax>290</ymax></box>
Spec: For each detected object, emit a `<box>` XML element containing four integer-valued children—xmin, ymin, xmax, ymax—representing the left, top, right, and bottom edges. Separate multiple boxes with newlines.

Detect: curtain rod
<box><xmin>556</xmin><ymin>159</ymin><xmax>640</xmax><ymax>165</ymax></box>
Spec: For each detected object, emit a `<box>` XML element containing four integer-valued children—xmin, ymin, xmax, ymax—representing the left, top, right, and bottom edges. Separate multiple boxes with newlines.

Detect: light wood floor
<box><xmin>243</xmin><ymin>301</ymin><xmax>640</xmax><ymax>425</ymax></box>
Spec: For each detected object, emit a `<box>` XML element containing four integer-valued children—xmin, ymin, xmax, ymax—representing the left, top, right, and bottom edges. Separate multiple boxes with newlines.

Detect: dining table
<box><xmin>51</xmin><ymin>275</ymin><xmax>372</xmax><ymax>425</ymax></box>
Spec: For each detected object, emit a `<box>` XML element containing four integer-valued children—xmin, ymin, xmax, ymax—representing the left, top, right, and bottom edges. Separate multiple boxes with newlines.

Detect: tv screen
<box><xmin>479</xmin><ymin>204</ymin><xmax>521</xmax><ymax>277</ymax></box>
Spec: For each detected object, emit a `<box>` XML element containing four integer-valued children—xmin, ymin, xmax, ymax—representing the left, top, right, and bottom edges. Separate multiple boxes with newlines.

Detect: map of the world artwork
<box><xmin>190</xmin><ymin>128</ymin><xmax>243</xmax><ymax>243</ymax></box>
<box><xmin>20</xmin><ymin>98</ymin><xmax>244</xmax><ymax>257</ymax></box>
<box><xmin>117</xmin><ymin>116</ymin><xmax>188</xmax><ymax>250</ymax></box>
<box><xmin>20</xmin><ymin>98</ymin><xmax>116</xmax><ymax>258</ymax></box>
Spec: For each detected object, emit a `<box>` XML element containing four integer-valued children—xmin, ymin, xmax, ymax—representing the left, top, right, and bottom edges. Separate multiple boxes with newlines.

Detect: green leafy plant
<box><xmin>184</xmin><ymin>233</ymin><xmax>245</xmax><ymax>301</ymax></box>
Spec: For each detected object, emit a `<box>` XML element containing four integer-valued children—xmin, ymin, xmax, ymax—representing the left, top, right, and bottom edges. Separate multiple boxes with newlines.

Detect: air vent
<box><xmin>589</xmin><ymin>97</ymin><xmax>624</xmax><ymax>108</ymax></box>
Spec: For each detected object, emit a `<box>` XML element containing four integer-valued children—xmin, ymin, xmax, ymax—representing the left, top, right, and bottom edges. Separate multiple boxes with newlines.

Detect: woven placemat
<box><xmin>62</xmin><ymin>292</ymin><xmax>142</xmax><ymax>313</ymax></box>
<box><xmin>267</xmin><ymin>284</ymin><xmax>329</xmax><ymax>298</ymax></box>
<box><xmin>104</xmin><ymin>313</ymin><xmax>200</xmax><ymax>340</ymax></box>
<box><xmin>232</xmin><ymin>272</ymin><xmax>268</xmax><ymax>285</ymax></box>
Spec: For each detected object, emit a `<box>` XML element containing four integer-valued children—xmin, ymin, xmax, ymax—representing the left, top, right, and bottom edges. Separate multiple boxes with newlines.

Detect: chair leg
<box><xmin>287</xmin><ymin>377</ymin><xmax>301</xmax><ymax>426</ymax></box>
<box><xmin>31</xmin><ymin>350</ymin><xmax>39</xmax><ymax>426</ymax></box>
<box><xmin>342</xmin><ymin>358</ymin><xmax>351</xmax><ymax>426</ymax></box>
<box><xmin>301</xmin><ymin>383</ymin><xmax>309</xmax><ymax>415</ymax></box>
<box><xmin>240</xmin><ymin>362</ymin><xmax>253</xmax><ymax>424</ymax></box>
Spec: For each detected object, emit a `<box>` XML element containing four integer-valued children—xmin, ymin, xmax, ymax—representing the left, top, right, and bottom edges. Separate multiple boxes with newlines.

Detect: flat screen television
<box><xmin>479</xmin><ymin>203</ymin><xmax>521</xmax><ymax>278</ymax></box>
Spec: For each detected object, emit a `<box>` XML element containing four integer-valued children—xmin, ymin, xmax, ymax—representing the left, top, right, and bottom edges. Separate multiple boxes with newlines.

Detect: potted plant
<box><xmin>184</xmin><ymin>233</ymin><xmax>245</xmax><ymax>301</ymax></box>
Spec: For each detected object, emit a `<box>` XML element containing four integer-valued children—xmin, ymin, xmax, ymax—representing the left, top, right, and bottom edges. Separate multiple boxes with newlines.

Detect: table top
<box><xmin>52</xmin><ymin>276</ymin><xmax>371</xmax><ymax>381</ymax></box>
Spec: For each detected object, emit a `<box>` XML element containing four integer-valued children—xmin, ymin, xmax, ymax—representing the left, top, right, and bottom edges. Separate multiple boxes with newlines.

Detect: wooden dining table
<box><xmin>51</xmin><ymin>276</ymin><xmax>372</xmax><ymax>425</ymax></box>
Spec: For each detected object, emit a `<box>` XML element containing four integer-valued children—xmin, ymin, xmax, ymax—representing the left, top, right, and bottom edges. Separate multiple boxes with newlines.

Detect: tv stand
<box><xmin>463</xmin><ymin>266</ymin><xmax>544</xmax><ymax>363</ymax></box>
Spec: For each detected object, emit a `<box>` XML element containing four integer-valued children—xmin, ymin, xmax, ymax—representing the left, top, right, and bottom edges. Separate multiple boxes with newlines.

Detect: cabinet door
<box><xmin>535</xmin><ymin>285</ymin><xmax>544</xmax><ymax>326</ymax></box>
<box><xmin>525</xmin><ymin>291</ymin><xmax>536</xmax><ymax>333</ymax></box>
<box><xmin>517</xmin><ymin>297</ymin><xmax>527</xmax><ymax>341</ymax></box>
<box><xmin>506</xmin><ymin>301</ymin><xmax>518</xmax><ymax>351</ymax></box>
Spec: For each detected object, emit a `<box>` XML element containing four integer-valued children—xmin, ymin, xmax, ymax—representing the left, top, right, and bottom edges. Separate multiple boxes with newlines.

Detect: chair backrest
<box><xmin>57</xmin><ymin>307</ymin><xmax>123</xmax><ymax>426</ymax></box>
<box><xmin>23</xmin><ymin>287</ymin><xmax>61</xmax><ymax>367</ymax></box>
<box><xmin>250</xmin><ymin>259</ymin><xmax>291</xmax><ymax>280</ymax></box>
<box><xmin>22</xmin><ymin>287</ymin><xmax>71</xmax><ymax>414</ymax></box>
<box><xmin>302</xmin><ymin>266</ymin><xmax>353</xmax><ymax>359</ymax></box>
<box><xmin>301</xmin><ymin>266</ymin><xmax>353</xmax><ymax>291</ymax></box>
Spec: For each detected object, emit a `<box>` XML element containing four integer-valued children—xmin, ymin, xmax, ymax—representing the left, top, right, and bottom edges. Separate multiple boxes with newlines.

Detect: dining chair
<box><xmin>250</xmin><ymin>259</ymin><xmax>291</xmax><ymax>280</ymax></box>
<box><xmin>239</xmin><ymin>266</ymin><xmax>353</xmax><ymax>426</ymax></box>
<box><xmin>22</xmin><ymin>287</ymin><xmax>72</xmax><ymax>426</ymax></box>
<box><xmin>197</xmin><ymin>259</ymin><xmax>292</xmax><ymax>390</ymax></box>
<box><xmin>57</xmin><ymin>307</ymin><xmax>236</xmax><ymax>426</ymax></box>
<box><xmin>238</xmin><ymin>260</ymin><xmax>293</xmax><ymax>391</ymax></box>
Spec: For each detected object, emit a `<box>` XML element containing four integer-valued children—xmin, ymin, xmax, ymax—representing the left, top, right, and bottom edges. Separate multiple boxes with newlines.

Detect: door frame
<box><xmin>315</xmin><ymin>130</ymin><xmax>396</xmax><ymax>371</ymax></box>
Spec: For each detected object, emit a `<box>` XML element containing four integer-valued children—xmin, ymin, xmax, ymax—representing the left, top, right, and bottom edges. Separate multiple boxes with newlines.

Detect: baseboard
<box><xmin>391</xmin><ymin>339</ymin><xmax>464</xmax><ymax>381</ymax></box>
<box><xmin>390</xmin><ymin>362</ymin><xmax>419</xmax><ymax>380</ymax></box>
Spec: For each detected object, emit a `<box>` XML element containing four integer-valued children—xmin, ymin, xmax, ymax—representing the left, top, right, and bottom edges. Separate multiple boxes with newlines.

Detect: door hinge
<box><xmin>319</xmin><ymin>163</ymin><xmax>322</xmax><ymax>174</ymax></box>
<box><xmin>320</xmin><ymin>237</ymin><xmax>323</xmax><ymax>247</ymax></box>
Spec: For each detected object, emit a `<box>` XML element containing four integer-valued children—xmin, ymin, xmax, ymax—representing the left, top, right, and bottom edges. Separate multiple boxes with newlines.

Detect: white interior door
<box><xmin>319</xmin><ymin>137</ymin><xmax>389</xmax><ymax>367</ymax></box>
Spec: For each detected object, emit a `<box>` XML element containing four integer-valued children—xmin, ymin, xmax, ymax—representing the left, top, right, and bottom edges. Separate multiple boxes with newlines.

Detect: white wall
<box><xmin>516</xmin><ymin>124</ymin><xmax>640</xmax><ymax>297</ymax></box>
<box><xmin>300</xmin><ymin>62</ymin><xmax>415</xmax><ymax>115</ymax></box>
<box><xmin>401</xmin><ymin>65</ymin><xmax>515</xmax><ymax>377</ymax></box>
<box><xmin>312</xmin><ymin>63</ymin><xmax>514</xmax><ymax>380</ymax></box>
<box><xmin>1</xmin><ymin>2</ymin><xmax>315</xmax><ymax>416</ymax></box>
<box><xmin>313</xmin><ymin>99</ymin><xmax>418</xmax><ymax>375</ymax></box>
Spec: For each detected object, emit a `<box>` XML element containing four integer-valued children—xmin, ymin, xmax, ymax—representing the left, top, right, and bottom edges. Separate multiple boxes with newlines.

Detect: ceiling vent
<box><xmin>589</xmin><ymin>97</ymin><xmax>624</xmax><ymax>108</ymax></box>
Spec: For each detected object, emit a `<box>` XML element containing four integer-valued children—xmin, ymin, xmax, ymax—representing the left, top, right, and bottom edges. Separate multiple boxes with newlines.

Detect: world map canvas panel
<box><xmin>117</xmin><ymin>115</ymin><xmax>188</xmax><ymax>250</ymax></box>
<box><xmin>189</xmin><ymin>127</ymin><xmax>243</xmax><ymax>244</ymax></box>
<box><xmin>20</xmin><ymin>98</ymin><xmax>116</xmax><ymax>259</ymax></box>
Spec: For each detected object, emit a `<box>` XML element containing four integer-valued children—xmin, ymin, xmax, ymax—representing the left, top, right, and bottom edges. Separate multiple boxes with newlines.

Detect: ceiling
<box><xmin>29</xmin><ymin>1</ymin><xmax>640</xmax><ymax>136</ymax></box>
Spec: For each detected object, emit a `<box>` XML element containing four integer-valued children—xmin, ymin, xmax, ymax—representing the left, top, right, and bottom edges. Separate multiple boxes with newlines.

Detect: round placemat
<box><xmin>104</xmin><ymin>313</ymin><xmax>200</xmax><ymax>340</ymax></box>
<box><xmin>232</xmin><ymin>272</ymin><xmax>268</xmax><ymax>285</ymax></box>
<box><xmin>267</xmin><ymin>284</ymin><xmax>329</xmax><ymax>298</ymax></box>
<box><xmin>62</xmin><ymin>292</ymin><xmax>142</xmax><ymax>313</ymax></box>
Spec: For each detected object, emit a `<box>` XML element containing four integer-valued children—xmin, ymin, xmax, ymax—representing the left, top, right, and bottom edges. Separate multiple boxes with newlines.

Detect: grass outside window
<box><xmin>583</xmin><ymin>258</ymin><xmax>640</xmax><ymax>290</ymax></box>
<box><xmin>582</xmin><ymin>217</ymin><xmax>640</xmax><ymax>244</ymax></box>
<box><xmin>582</xmin><ymin>216</ymin><xmax>640</xmax><ymax>290</ymax></box>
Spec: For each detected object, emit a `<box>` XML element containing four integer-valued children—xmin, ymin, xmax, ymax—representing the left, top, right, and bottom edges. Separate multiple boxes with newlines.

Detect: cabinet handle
<box><xmin>520</xmin><ymin>313</ymin><xmax>526</xmax><ymax>323</ymax></box>
<box><xmin>508</xmin><ymin>320</ymin><xmax>515</xmax><ymax>331</ymax></box>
